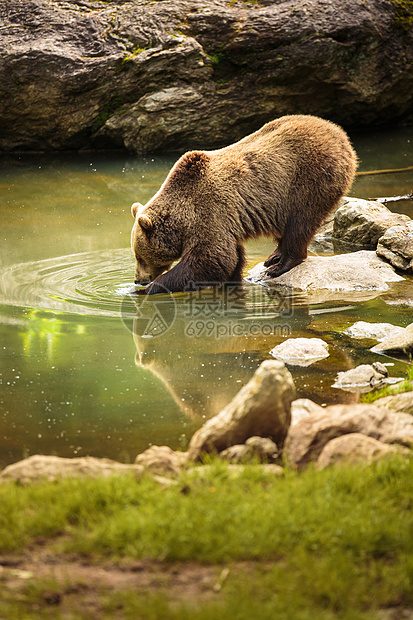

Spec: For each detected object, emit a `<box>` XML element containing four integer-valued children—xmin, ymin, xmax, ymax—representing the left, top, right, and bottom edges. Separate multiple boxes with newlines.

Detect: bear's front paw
<box><xmin>264</xmin><ymin>252</ymin><xmax>282</xmax><ymax>267</ymax></box>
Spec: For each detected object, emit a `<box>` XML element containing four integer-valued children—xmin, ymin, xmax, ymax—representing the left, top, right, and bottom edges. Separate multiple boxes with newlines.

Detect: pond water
<box><xmin>0</xmin><ymin>126</ymin><xmax>412</xmax><ymax>468</ymax></box>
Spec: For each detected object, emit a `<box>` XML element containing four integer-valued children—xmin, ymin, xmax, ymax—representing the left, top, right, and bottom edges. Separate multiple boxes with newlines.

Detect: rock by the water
<box><xmin>219</xmin><ymin>437</ymin><xmax>279</xmax><ymax>464</ymax></box>
<box><xmin>284</xmin><ymin>403</ymin><xmax>413</xmax><ymax>469</ymax></box>
<box><xmin>377</xmin><ymin>221</ymin><xmax>413</xmax><ymax>272</ymax></box>
<box><xmin>371</xmin><ymin>323</ymin><xmax>413</xmax><ymax>360</ymax></box>
<box><xmin>1</xmin><ymin>1</ymin><xmax>413</xmax><ymax>152</ymax></box>
<box><xmin>246</xmin><ymin>251</ymin><xmax>404</xmax><ymax>292</ymax></box>
<box><xmin>135</xmin><ymin>445</ymin><xmax>188</xmax><ymax>476</ymax></box>
<box><xmin>187</xmin><ymin>360</ymin><xmax>295</xmax><ymax>461</ymax></box>
<box><xmin>374</xmin><ymin>391</ymin><xmax>413</xmax><ymax>415</ymax></box>
<box><xmin>0</xmin><ymin>455</ymin><xmax>142</xmax><ymax>484</ymax></box>
<box><xmin>270</xmin><ymin>338</ymin><xmax>329</xmax><ymax>367</ymax></box>
<box><xmin>316</xmin><ymin>433</ymin><xmax>407</xmax><ymax>469</ymax></box>
<box><xmin>332</xmin><ymin>199</ymin><xmax>410</xmax><ymax>248</ymax></box>
<box><xmin>332</xmin><ymin>362</ymin><xmax>402</xmax><ymax>393</ymax></box>
<box><xmin>344</xmin><ymin>321</ymin><xmax>405</xmax><ymax>341</ymax></box>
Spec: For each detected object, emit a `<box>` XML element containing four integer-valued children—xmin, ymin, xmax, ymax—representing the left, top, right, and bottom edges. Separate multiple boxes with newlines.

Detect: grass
<box><xmin>0</xmin><ymin>456</ymin><xmax>413</xmax><ymax>617</ymax></box>
<box><xmin>361</xmin><ymin>363</ymin><xmax>413</xmax><ymax>404</ymax></box>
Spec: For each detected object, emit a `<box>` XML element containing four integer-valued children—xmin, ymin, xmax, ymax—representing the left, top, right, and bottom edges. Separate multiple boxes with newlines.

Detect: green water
<box><xmin>0</xmin><ymin>127</ymin><xmax>412</xmax><ymax>468</ymax></box>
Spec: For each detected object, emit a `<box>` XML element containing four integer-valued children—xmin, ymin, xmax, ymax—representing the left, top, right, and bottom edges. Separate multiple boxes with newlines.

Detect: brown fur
<box><xmin>131</xmin><ymin>115</ymin><xmax>357</xmax><ymax>294</ymax></box>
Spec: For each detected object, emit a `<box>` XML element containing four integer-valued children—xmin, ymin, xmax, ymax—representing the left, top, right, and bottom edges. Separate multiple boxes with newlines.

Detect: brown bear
<box><xmin>131</xmin><ymin>114</ymin><xmax>357</xmax><ymax>295</ymax></box>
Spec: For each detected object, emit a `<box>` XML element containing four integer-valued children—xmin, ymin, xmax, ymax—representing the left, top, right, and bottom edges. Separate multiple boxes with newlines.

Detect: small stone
<box><xmin>135</xmin><ymin>445</ymin><xmax>188</xmax><ymax>476</ymax></box>
<box><xmin>270</xmin><ymin>338</ymin><xmax>329</xmax><ymax>367</ymax></box>
<box><xmin>332</xmin><ymin>363</ymin><xmax>402</xmax><ymax>393</ymax></box>
<box><xmin>220</xmin><ymin>437</ymin><xmax>279</xmax><ymax>464</ymax></box>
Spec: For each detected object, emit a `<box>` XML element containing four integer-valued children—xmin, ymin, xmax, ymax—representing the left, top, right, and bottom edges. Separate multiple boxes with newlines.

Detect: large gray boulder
<box><xmin>270</xmin><ymin>337</ymin><xmax>329</xmax><ymax>367</ymax></box>
<box><xmin>332</xmin><ymin>199</ymin><xmax>410</xmax><ymax>248</ymax></box>
<box><xmin>188</xmin><ymin>360</ymin><xmax>295</xmax><ymax>461</ymax></box>
<box><xmin>1</xmin><ymin>0</ymin><xmax>412</xmax><ymax>152</ymax></box>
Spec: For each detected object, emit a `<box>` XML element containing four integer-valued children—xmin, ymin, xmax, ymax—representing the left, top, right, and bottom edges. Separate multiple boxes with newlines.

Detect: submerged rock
<box><xmin>344</xmin><ymin>321</ymin><xmax>405</xmax><ymax>341</ymax></box>
<box><xmin>316</xmin><ymin>433</ymin><xmax>408</xmax><ymax>469</ymax></box>
<box><xmin>332</xmin><ymin>199</ymin><xmax>410</xmax><ymax>248</ymax></box>
<box><xmin>187</xmin><ymin>360</ymin><xmax>295</xmax><ymax>461</ymax></box>
<box><xmin>270</xmin><ymin>337</ymin><xmax>329</xmax><ymax>367</ymax></box>
<box><xmin>246</xmin><ymin>251</ymin><xmax>404</xmax><ymax>292</ymax></box>
<box><xmin>371</xmin><ymin>323</ymin><xmax>413</xmax><ymax>360</ymax></box>
<box><xmin>332</xmin><ymin>362</ymin><xmax>402</xmax><ymax>393</ymax></box>
<box><xmin>284</xmin><ymin>403</ymin><xmax>413</xmax><ymax>469</ymax></box>
<box><xmin>1</xmin><ymin>1</ymin><xmax>413</xmax><ymax>152</ymax></box>
<box><xmin>377</xmin><ymin>221</ymin><xmax>413</xmax><ymax>272</ymax></box>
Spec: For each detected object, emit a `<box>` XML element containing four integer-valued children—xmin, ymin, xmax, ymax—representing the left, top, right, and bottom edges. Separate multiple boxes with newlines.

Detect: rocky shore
<box><xmin>1</xmin><ymin>0</ymin><xmax>412</xmax><ymax>153</ymax></box>
<box><xmin>1</xmin><ymin>195</ymin><xmax>413</xmax><ymax>484</ymax></box>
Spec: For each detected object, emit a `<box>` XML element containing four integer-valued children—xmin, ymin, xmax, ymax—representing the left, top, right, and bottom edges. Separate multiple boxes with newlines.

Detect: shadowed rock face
<box><xmin>1</xmin><ymin>0</ymin><xmax>412</xmax><ymax>153</ymax></box>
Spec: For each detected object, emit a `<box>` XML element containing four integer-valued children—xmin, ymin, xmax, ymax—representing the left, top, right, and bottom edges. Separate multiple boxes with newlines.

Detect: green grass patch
<box><xmin>1</xmin><ymin>457</ymin><xmax>413</xmax><ymax>617</ymax></box>
<box><xmin>361</xmin><ymin>363</ymin><xmax>413</xmax><ymax>403</ymax></box>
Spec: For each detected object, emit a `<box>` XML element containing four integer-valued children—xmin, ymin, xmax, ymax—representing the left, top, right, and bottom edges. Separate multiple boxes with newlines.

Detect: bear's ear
<box><xmin>138</xmin><ymin>214</ymin><xmax>153</xmax><ymax>232</ymax></box>
<box><xmin>131</xmin><ymin>202</ymin><xmax>143</xmax><ymax>218</ymax></box>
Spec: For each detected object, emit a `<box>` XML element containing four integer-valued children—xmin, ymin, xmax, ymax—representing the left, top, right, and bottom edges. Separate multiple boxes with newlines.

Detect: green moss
<box><xmin>361</xmin><ymin>363</ymin><xmax>413</xmax><ymax>404</ymax></box>
<box><xmin>91</xmin><ymin>97</ymin><xmax>125</xmax><ymax>133</ymax></box>
<box><xmin>122</xmin><ymin>45</ymin><xmax>149</xmax><ymax>63</ymax></box>
<box><xmin>391</xmin><ymin>0</ymin><xmax>413</xmax><ymax>30</ymax></box>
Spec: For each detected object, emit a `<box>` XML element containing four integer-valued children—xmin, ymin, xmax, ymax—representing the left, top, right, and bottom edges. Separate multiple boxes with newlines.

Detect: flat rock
<box><xmin>344</xmin><ymin>321</ymin><xmax>405</xmax><ymax>341</ymax></box>
<box><xmin>246</xmin><ymin>251</ymin><xmax>404</xmax><ymax>292</ymax></box>
<box><xmin>284</xmin><ymin>403</ymin><xmax>413</xmax><ymax>469</ymax></box>
<box><xmin>270</xmin><ymin>337</ymin><xmax>329</xmax><ymax>367</ymax></box>
<box><xmin>371</xmin><ymin>323</ymin><xmax>413</xmax><ymax>360</ymax></box>
<box><xmin>332</xmin><ymin>198</ymin><xmax>410</xmax><ymax>248</ymax></box>
<box><xmin>377</xmin><ymin>221</ymin><xmax>413</xmax><ymax>272</ymax></box>
<box><xmin>332</xmin><ymin>362</ymin><xmax>402</xmax><ymax>393</ymax></box>
<box><xmin>0</xmin><ymin>455</ymin><xmax>142</xmax><ymax>485</ymax></box>
<box><xmin>374</xmin><ymin>391</ymin><xmax>413</xmax><ymax>415</ymax></box>
<box><xmin>316</xmin><ymin>433</ymin><xmax>408</xmax><ymax>469</ymax></box>
<box><xmin>187</xmin><ymin>360</ymin><xmax>295</xmax><ymax>461</ymax></box>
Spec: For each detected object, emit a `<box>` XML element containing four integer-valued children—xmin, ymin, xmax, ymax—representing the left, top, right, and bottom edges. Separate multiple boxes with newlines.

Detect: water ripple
<box><xmin>0</xmin><ymin>249</ymin><xmax>138</xmax><ymax>317</ymax></box>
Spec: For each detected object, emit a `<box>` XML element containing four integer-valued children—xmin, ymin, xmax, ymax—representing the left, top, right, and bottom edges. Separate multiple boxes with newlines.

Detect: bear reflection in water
<box><xmin>130</xmin><ymin>115</ymin><xmax>357</xmax><ymax>295</ymax></box>
<box><xmin>130</xmin><ymin>285</ymin><xmax>357</xmax><ymax>419</ymax></box>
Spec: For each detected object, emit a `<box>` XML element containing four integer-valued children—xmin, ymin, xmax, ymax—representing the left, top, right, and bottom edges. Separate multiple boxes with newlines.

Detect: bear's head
<box><xmin>131</xmin><ymin>202</ymin><xmax>182</xmax><ymax>285</ymax></box>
